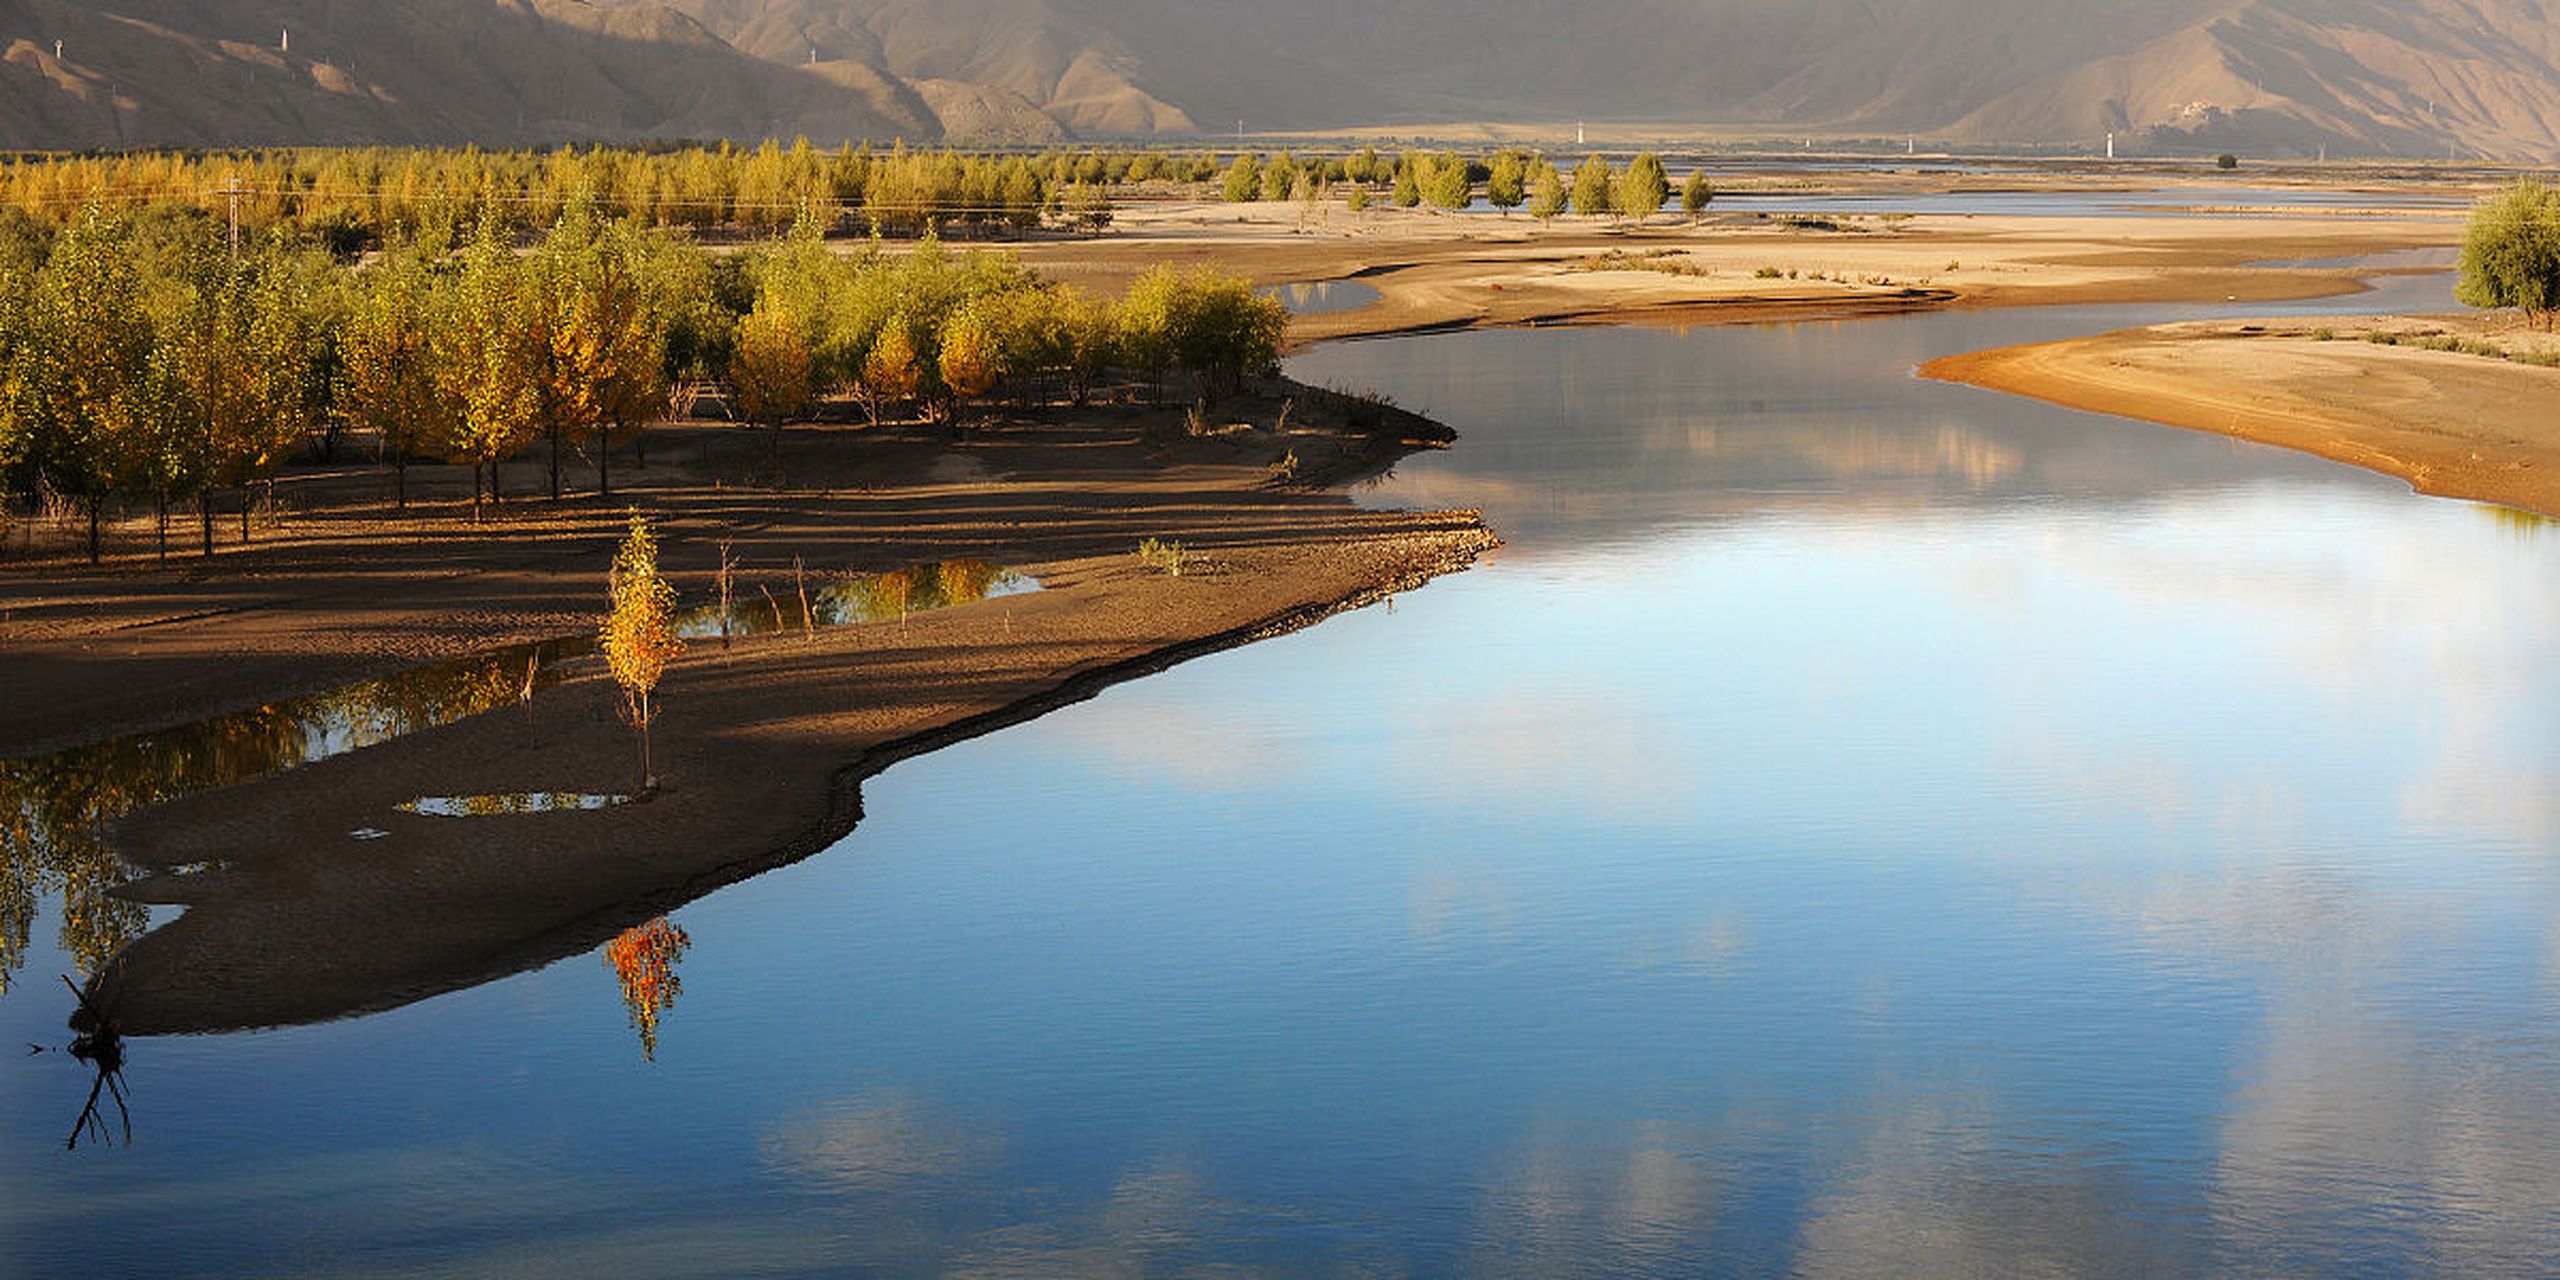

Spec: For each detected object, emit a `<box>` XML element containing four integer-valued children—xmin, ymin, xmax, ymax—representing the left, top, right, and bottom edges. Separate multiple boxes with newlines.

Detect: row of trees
<box><xmin>1223</xmin><ymin>148</ymin><xmax>1712</xmax><ymax>222</ymax></box>
<box><xmin>0</xmin><ymin>202</ymin><xmax>1288</xmax><ymax>561</ymax></box>
<box><xmin>726</xmin><ymin>226</ymin><xmax>1286</xmax><ymax>454</ymax></box>
<box><xmin>0</xmin><ymin>141</ymin><xmax>1222</xmax><ymax>246</ymax></box>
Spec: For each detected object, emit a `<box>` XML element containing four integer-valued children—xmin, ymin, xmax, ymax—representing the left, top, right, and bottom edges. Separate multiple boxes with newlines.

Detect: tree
<box><xmin>1391</xmin><ymin>160</ymin><xmax>1422</xmax><ymax>209</ymax></box>
<box><xmin>1223</xmin><ymin>153</ymin><xmax>1262</xmax><ymax>203</ymax></box>
<box><xmin>1618</xmin><ymin>153</ymin><xmax>1669</xmax><ymax>224</ymax></box>
<box><xmin>859</xmin><ymin>316</ymin><xmax>923</xmax><ymax>420</ymax></box>
<box><xmin>429</xmin><ymin>219</ymin><xmax>544</xmax><ymax>520</ymax></box>
<box><xmin>18</xmin><ymin>209</ymin><xmax>155</xmax><ymax>562</ymax></box>
<box><xmin>1571</xmin><ymin>155</ymin><xmax>1617</xmax><ymax>218</ymax></box>
<box><xmin>602</xmin><ymin>512</ymin><xmax>682</xmax><ymax>791</ymax></box>
<box><xmin>1422</xmin><ymin>152</ymin><xmax>1473</xmax><ymax>213</ymax></box>
<box><xmin>1261</xmin><ymin>152</ymin><xmax>1296</xmax><ymax>202</ymax></box>
<box><xmin>1487</xmin><ymin>151</ymin><xmax>1528</xmax><ymax>215</ymax></box>
<box><xmin>2458</xmin><ymin>180</ymin><xmax>2560</xmax><ymax>328</ymax></box>
<box><xmin>936</xmin><ymin>303</ymin><xmax>1003</xmax><ymax>420</ymax></box>
<box><xmin>338</xmin><ymin>238</ymin><xmax>446</xmax><ymax>511</ymax></box>
<box><xmin>589</xmin><ymin>222</ymin><xmax>681</xmax><ymax>496</ymax></box>
<box><xmin>1119</xmin><ymin>264</ymin><xmax>1288</xmax><ymax>405</ymax></box>
<box><xmin>2215</xmin><ymin>152</ymin><xmax>2239</xmax><ymax>170</ymax></box>
<box><xmin>1681</xmin><ymin>170</ymin><xmax>1716</xmax><ymax>218</ymax></box>
<box><xmin>729</xmin><ymin>303</ymin><xmax>816</xmax><ymax>458</ymax></box>
<box><xmin>1528</xmin><ymin>161</ymin><xmax>1567</xmax><ymax>224</ymax></box>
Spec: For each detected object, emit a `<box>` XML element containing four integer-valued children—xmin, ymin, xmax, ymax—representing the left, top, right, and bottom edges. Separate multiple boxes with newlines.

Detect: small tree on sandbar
<box><xmin>603</xmin><ymin>513</ymin><xmax>683</xmax><ymax>791</ymax></box>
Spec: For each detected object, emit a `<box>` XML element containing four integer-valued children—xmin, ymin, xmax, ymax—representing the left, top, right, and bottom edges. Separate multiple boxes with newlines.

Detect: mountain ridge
<box><xmin>7</xmin><ymin>0</ymin><xmax>2560</xmax><ymax>158</ymax></box>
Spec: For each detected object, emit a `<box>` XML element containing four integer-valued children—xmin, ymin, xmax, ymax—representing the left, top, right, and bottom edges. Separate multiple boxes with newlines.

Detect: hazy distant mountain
<box><xmin>10</xmin><ymin>0</ymin><xmax>2560</xmax><ymax>157</ymax></box>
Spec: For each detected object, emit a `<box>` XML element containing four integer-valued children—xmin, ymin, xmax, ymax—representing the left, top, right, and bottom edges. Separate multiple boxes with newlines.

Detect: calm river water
<box><xmin>13</xmin><ymin>267</ymin><xmax>2559</xmax><ymax>1277</ymax></box>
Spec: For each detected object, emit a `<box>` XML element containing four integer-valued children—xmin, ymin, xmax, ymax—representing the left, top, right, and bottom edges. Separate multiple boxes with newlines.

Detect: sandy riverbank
<box><xmin>0</xmin><ymin>385</ymin><xmax>1491</xmax><ymax>1034</ymax></box>
<box><xmin>1922</xmin><ymin>314</ymin><xmax>2560</xmax><ymax>518</ymax></box>
<box><xmin>1014</xmin><ymin>200</ymin><xmax>2463</xmax><ymax>343</ymax></box>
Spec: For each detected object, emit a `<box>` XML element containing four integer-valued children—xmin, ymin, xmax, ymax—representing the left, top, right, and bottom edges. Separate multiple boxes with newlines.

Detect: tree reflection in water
<box><xmin>0</xmin><ymin>647</ymin><xmax>573</xmax><ymax>992</ymax></box>
<box><xmin>59</xmin><ymin>975</ymin><xmax>129</xmax><ymax>1149</ymax></box>
<box><xmin>0</xmin><ymin>558</ymin><xmax>1028</xmax><ymax>997</ymax></box>
<box><xmin>604</xmin><ymin>917</ymin><xmax>690</xmax><ymax>1061</ymax></box>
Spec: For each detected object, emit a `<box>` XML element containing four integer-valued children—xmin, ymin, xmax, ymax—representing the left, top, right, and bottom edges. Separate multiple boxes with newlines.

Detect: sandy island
<box><xmin>3</xmin><ymin>178</ymin><xmax>2507</xmax><ymax>1034</ymax></box>
<box><xmin>1923</xmin><ymin>313</ymin><xmax>2560</xmax><ymax>518</ymax></box>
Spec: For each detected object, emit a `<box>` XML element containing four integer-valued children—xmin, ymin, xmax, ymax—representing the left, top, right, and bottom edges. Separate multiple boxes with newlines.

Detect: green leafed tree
<box><xmin>429</xmin><ymin>218</ymin><xmax>544</xmax><ymax>520</ymax></box>
<box><xmin>1682</xmin><ymin>170</ymin><xmax>1716</xmax><ymax>218</ymax></box>
<box><xmin>1528</xmin><ymin>160</ymin><xmax>1567</xmax><ymax>224</ymax></box>
<box><xmin>19</xmin><ymin>208</ymin><xmax>156</xmax><ymax>561</ymax></box>
<box><xmin>1391</xmin><ymin>159</ymin><xmax>1422</xmax><ymax>209</ymax></box>
<box><xmin>2456</xmin><ymin>180</ymin><xmax>2560</xmax><ymax>328</ymax></box>
<box><xmin>338</xmin><ymin>236</ymin><xmax>448</xmax><ymax>511</ymax></box>
<box><xmin>1571</xmin><ymin>155</ymin><xmax>1617</xmax><ymax>218</ymax></box>
<box><xmin>1618</xmin><ymin>153</ymin><xmax>1668</xmax><ymax>223</ymax></box>
<box><xmin>1423</xmin><ymin>152</ymin><xmax>1474</xmax><ymax>213</ymax></box>
<box><xmin>1223</xmin><ymin>153</ymin><xmax>1263</xmax><ymax>203</ymax></box>
<box><xmin>1487</xmin><ymin>151</ymin><xmax>1528</xmax><ymax>215</ymax></box>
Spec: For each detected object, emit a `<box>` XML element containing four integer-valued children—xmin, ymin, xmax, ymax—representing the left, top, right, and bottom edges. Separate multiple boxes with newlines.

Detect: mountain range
<box><xmin>7</xmin><ymin>0</ymin><xmax>2560</xmax><ymax>158</ymax></box>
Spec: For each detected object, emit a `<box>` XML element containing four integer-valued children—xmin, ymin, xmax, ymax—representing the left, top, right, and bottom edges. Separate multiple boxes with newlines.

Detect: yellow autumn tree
<box><xmin>935</xmin><ymin>304</ymin><xmax>1002</xmax><ymax>421</ymax></box>
<box><xmin>859</xmin><ymin>316</ymin><xmax>922</xmax><ymax>420</ymax></box>
<box><xmin>727</xmin><ymin>302</ymin><xmax>814</xmax><ymax>466</ymax></box>
<box><xmin>602</xmin><ymin>513</ymin><xmax>683</xmax><ymax>789</ymax></box>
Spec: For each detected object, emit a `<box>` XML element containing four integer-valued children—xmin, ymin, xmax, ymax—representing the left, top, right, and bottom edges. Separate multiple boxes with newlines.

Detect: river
<box><xmin>11</xmin><ymin>265</ymin><xmax>2558</xmax><ymax>1276</ymax></box>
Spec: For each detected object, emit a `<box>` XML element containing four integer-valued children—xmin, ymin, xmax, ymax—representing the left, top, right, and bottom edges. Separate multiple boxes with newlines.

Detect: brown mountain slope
<box><xmin>14</xmin><ymin>0</ymin><xmax>2560</xmax><ymax>156</ymax></box>
<box><xmin>0</xmin><ymin>0</ymin><xmax>929</xmax><ymax>149</ymax></box>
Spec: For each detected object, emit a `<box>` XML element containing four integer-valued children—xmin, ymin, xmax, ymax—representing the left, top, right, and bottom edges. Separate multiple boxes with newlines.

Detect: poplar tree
<box><xmin>1223</xmin><ymin>153</ymin><xmax>1262</xmax><ymax>203</ymax></box>
<box><xmin>20</xmin><ymin>209</ymin><xmax>154</xmax><ymax>562</ymax></box>
<box><xmin>1571</xmin><ymin>155</ymin><xmax>1617</xmax><ymax>218</ymax></box>
<box><xmin>338</xmin><ymin>238</ymin><xmax>446</xmax><ymax>511</ymax></box>
<box><xmin>1423</xmin><ymin>152</ymin><xmax>1473</xmax><ymax>212</ymax></box>
<box><xmin>728</xmin><ymin>303</ymin><xmax>815</xmax><ymax>462</ymax></box>
<box><xmin>430</xmin><ymin>219</ymin><xmax>542</xmax><ymax>520</ymax></box>
<box><xmin>2457</xmin><ymin>179</ymin><xmax>2560</xmax><ymax>327</ymax></box>
<box><xmin>1682</xmin><ymin>170</ymin><xmax>1716</xmax><ymax>218</ymax></box>
<box><xmin>1619</xmin><ymin>152</ymin><xmax>1669</xmax><ymax>223</ymax></box>
<box><xmin>602</xmin><ymin>512</ymin><xmax>682</xmax><ymax>791</ymax></box>
<box><xmin>1487</xmin><ymin>152</ymin><xmax>1528</xmax><ymax>215</ymax></box>
<box><xmin>1528</xmin><ymin>161</ymin><xmax>1568</xmax><ymax>224</ymax></box>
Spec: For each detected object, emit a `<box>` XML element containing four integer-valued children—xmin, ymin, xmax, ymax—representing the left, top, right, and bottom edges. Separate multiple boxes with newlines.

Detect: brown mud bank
<box><xmin>1922</xmin><ymin>315</ymin><xmax>2560</xmax><ymax>518</ymax></box>
<box><xmin>10</xmin><ymin>384</ymin><xmax>1493</xmax><ymax>1034</ymax></box>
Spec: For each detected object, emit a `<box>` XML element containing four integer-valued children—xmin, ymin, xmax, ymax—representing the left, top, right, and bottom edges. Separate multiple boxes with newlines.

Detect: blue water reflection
<box><xmin>11</xmin><ymin>266</ymin><xmax>2560</xmax><ymax>1275</ymax></box>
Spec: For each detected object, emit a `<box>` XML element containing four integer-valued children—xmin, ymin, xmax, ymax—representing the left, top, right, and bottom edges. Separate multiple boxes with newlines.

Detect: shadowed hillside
<box><xmin>13</xmin><ymin>0</ymin><xmax>2560</xmax><ymax>156</ymax></box>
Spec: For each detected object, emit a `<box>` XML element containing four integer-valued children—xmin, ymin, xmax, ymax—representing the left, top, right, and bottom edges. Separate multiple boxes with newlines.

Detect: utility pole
<box><xmin>216</xmin><ymin>176</ymin><xmax>246</xmax><ymax>259</ymax></box>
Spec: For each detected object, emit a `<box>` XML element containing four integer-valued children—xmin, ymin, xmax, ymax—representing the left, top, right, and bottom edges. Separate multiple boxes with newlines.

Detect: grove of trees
<box><xmin>0</xmin><ymin>198</ymin><xmax>1289</xmax><ymax>562</ymax></box>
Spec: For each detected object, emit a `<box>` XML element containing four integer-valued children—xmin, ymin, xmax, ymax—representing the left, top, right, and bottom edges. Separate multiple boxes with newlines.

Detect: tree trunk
<box><xmin>393</xmin><ymin>454</ymin><xmax>407</xmax><ymax>512</ymax></box>
<box><xmin>199</xmin><ymin>493</ymin><xmax>214</xmax><ymax>557</ymax></box>
<box><xmin>85</xmin><ymin>495</ymin><xmax>101</xmax><ymax>564</ymax></box>
<box><xmin>598</xmin><ymin>425</ymin><xmax>612</xmax><ymax>498</ymax></box>
<box><xmin>155</xmin><ymin>491</ymin><xmax>167</xmax><ymax>565</ymax></box>
<box><xmin>240</xmin><ymin>484</ymin><xmax>253</xmax><ymax>544</ymax></box>
<box><xmin>547</xmin><ymin>422</ymin><xmax>563</xmax><ymax>501</ymax></box>
<box><xmin>637</xmin><ymin>691</ymin><xmax>653</xmax><ymax>790</ymax></box>
<box><xmin>470</xmin><ymin>463</ymin><xmax>484</xmax><ymax>524</ymax></box>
